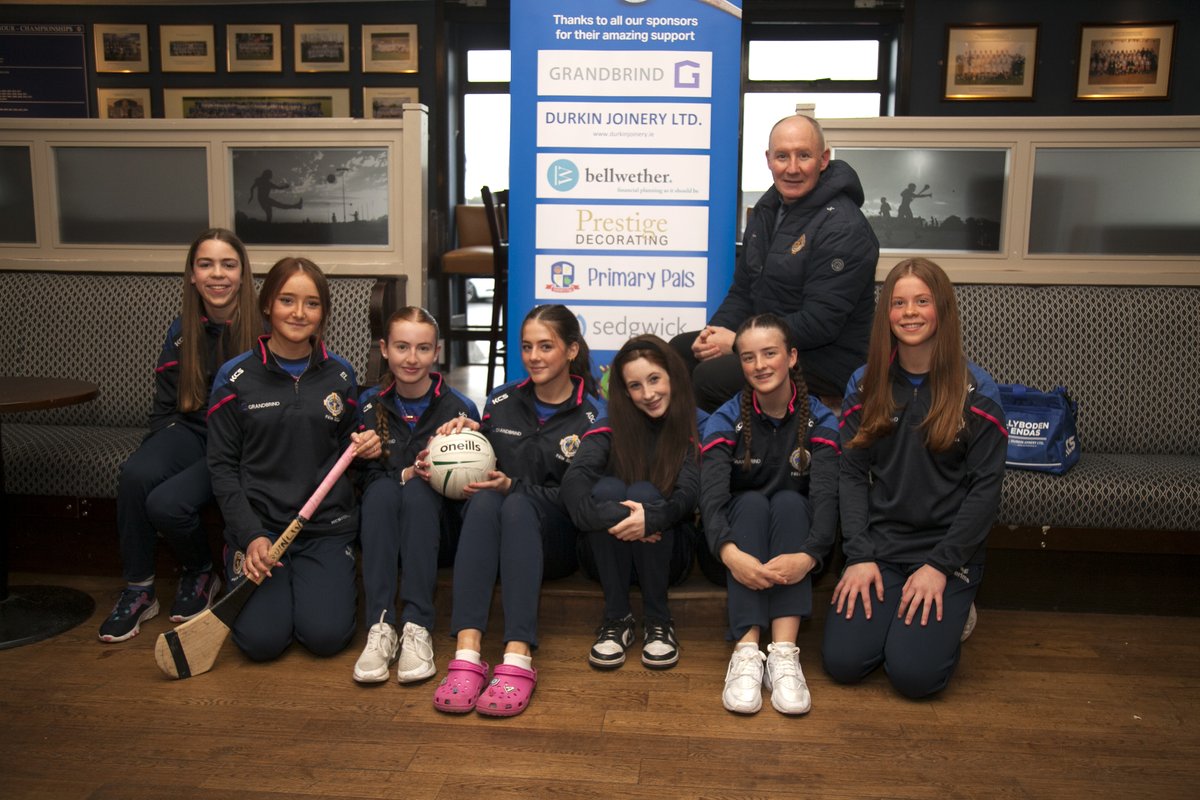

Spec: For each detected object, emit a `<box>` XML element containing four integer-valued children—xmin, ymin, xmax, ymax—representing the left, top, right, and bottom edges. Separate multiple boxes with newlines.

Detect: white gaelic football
<box><xmin>426</xmin><ymin>430</ymin><xmax>497</xmax><ymax>500</ymax></box>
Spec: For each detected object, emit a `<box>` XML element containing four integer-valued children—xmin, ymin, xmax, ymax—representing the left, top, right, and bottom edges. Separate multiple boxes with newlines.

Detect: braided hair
<box><xmin>376</xmin><ymin>306</ymin><xmax>440</xmax><ymax>463</ymax></box>
<box><xmin>734</xmin><ymin>314</ymin><xmax>811</xmax><ymax>472</ymax></box>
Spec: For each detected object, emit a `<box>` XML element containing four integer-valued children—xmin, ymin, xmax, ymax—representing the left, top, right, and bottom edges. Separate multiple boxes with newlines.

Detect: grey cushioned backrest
<box><xmin>1</xmin><ymin>271</ymin><xmax>376</xmax><ymax>427</ymax></box>
<box><xmin>1</xmin><ymin>271</ymin><xmax>178</xmax><ymax>427</ymax></box>
<box><xmin>955</xmin><ymin>284</ymin><xmax>1200</xmax><ymax>456</ymax></box>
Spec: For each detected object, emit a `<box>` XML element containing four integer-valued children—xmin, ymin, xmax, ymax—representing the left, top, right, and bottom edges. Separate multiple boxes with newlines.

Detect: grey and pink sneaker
<box><xmin>169</xmin><ymin>569</ymin><xmax>222</xmax><ymax>622</ymax></box>
<box><xmin>98</xmin><ymin>588</ymin><xmax>160</xmax><ymax>642</ymax></box>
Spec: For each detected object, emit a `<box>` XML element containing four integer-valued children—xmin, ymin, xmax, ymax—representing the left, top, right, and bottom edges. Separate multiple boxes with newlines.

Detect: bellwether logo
<box><xmin>547</xmin><ymin>159</ymin><xmax>578</xmax><ymax>192</ymax></box>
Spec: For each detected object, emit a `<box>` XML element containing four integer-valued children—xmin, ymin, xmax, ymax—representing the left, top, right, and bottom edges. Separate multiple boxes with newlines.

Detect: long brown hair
<box><xmin>733</xmin><ymin>314</ymin><xmax>810</xmax><ymax>472</ymax></box>
<box><xmin>259</xmin><ymin>257</ymin><xmax>331</xmax><ymax>341</ymax></box>
<box><xmin>522</xmin><ymin>304</ymin><xmax>596</xmax><ymax>397</ymax></box>
<box><xmin>178</xmin><ymin>228</ymin><xmax>257</xmax><ymax>413</ymax></box>
<box><xmin>606</xmin><ymin>335</ymin><xmax>698</xmax><ymax>495</ymax></box>
<box><xmin>848</xmin><ymin>257</ymin><xmax>968</xmax><ymax>452</ymax></box>
<box><xmin>375</xmin><ymin>306</ymin><xmax>439</xmax><ymax>462</ymax></box>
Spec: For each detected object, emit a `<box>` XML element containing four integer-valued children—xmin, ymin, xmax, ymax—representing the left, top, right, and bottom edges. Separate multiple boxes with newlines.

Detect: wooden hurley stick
<box><xmin>154</xmin><ymin>444</ymin><xmax>358</xmax><ymax>679</ymax></box>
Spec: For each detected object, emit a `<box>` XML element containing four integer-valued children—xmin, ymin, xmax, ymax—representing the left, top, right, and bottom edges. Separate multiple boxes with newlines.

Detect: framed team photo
<box><xmin>93</xmin><ymin>24</ymin><xmax>149</xmax><ymax>73</ymax></box>
<box><xmin>1076</xmin><ymin>22</ymin><xmax>1175</xmax><ymax>100</ymax></box>
<box><xmin>163</xmin><ymin>87</ymin><xmax>350</xmax><ymax>119</ymax></box>
<box><xmin>363</xmin><ymin>87</ymin><xmax>420</xmax><ymax>119</ymax></box>
<box><xmin>160</xmin><ymin>25</ymin><xmax>215</xmax><ymax>73</ymax></box>
<box><xmin>227</xmin><ymin>24</ymin><xmax>282</xmax><ymax>73</ymax></box>
<box><xmin>943</xmin><ymin>25</ymin><xmax>1038</xmax><ymax>100</ymax></box>
<box><xmin>295</xmin><ymin>24</ymin><xmax>349</xmax><ymax>73</ymax></box>
<box><xmin>362</xmin><ymin>24</ymin><xmax>418</xmax><ymax>73</ymax></box>
<box><xmin>96</xmin><ymin>87</ymin><xmax>151</xmax><ymax>119</ymax></box>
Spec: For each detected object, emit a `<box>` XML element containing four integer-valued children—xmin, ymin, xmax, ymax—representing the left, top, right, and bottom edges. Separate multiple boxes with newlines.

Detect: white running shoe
<box><xmin>722</xmin><ymin>645</ymin><xmax>766</xmax><ymax>714</ymax></box>
<box><xmin>396</xmin><ymin>621</ymin><xmax>437</xmax><ymax>684</ymax></box>
<box><xmin>764</xmin><ymin>642</ymin><xmax>811</xmax><ymax>715</ymax></box>
<box><xmin>961</xmin><ymin>603</ymin><xmax>978</xmax><ymax>642</ymax></box>
<box><xmin>353</xmin><ymin>615</ymin><xmax>398</xmax><ymax>684</ymax></box>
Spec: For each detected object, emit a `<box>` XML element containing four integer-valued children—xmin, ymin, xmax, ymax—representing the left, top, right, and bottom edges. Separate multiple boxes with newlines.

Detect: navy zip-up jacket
<box><xmin>207</xmin><ymin>335</ymin><xmax>362</xmax><ymax>550</ymax></box>
<box><xmin>481</xmin><ymin>376</ymin><xmax>606</xmax><ymax>507</ymax></box>
<box><xmin>148</xmin><ymin>315</ymin><xmax>237</xmax><ymax>436</ymax></box>
<box><xmin>358</xmin><ymin>372</ymin><xmax>480</xmax><ymax>485</ymax></box>
<box><xmin>559</xmin><ymin>416</ymin><xmax>700</xmax><ymax>536</ymax></box>
<box><xmin>709</xmin><ymin>160</ymin><xmax>880</xmax><ymax>396</ymax></box>
<box><xmin>699</xmin><ymin>386</ymin><xmax>841</xmax><ymax>567</ymax></box>
<box><xmin>838</xmin><ymin>361</ymin><xmax>1008</xmax><ymax>574</ymax></box>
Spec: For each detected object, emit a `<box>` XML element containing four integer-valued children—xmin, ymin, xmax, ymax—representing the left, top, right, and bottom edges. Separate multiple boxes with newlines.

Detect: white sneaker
<box><xmin>395</xmin><ymin>621</ymin><xmax>437</xmax><ymax>684</ymax></box>
<box><xmin>353</xmin><ymin>616</ymin><xmax>399</xmax><ymax>684</ymax></box>
<box><xmin>961</xmin><ymin>603</ymin><xmax>978</xmax><ymax>642</ymax></box>
<box><xmin>722</xmin><ymin>645</ymin><xmax>766</xmax><ymax>714</ymax></box>
<box><xmin>764</xmin><ymin>642</ymin><xmax>811</xmax><ymax>715</ymax></box>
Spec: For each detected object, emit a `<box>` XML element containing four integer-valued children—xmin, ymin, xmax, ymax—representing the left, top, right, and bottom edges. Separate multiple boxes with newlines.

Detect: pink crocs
<box><xmin>476</xmin><ymin>663</ymin><xmax>538</xmax><ymax>717</ymax></box>
<box><xmin>432</xmin><ymin>659</ymin><xmax>489</xmax><ymax>714</ymax></box>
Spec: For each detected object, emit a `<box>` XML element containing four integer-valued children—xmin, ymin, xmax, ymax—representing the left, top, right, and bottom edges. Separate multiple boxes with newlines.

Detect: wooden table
<box><xmin>0</xmin><ymin>376</ymin><xmax>100</xmax><ymax>649</ymax></box>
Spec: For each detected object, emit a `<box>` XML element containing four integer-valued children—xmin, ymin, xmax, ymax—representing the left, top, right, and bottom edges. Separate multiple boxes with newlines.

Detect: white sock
<box><xmin>772</xmin><ymin>641</ymin><xmax>796</xmax><ymax>650</ymax></box>
<box><xmin>129</xmin><ymin>578</ymin><xmax>154</xmax><ymax>590</ymax></box>
<box><xmin>503</xmin><ymin>652</ymin><xmax>533</xmax><ymax>671</ymax></box>
<box><xmin>455</xmin><ymin>648</ymin><xmax>482</xmax><ymax>666</ymax></box>
<box><xmin>735</xmin><ymin>642</ymin><xmax>759</xmax><ymax>656</ymax></box>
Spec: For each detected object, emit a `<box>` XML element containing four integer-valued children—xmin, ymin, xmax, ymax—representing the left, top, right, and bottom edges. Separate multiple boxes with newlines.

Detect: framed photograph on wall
<box><xmin>160</xmin><ymin>25</ymin><xmax>215</xmax><ymax>72</ymax></box>
<box><xmin>231</xmin><ymin>146</ymin><xmax>390</xmax><ymax>245</ymax></box>
<box><xmin>163</xmin><ymin>88</ymin><xmax>350</xmax><ymax>119</ymax></box>
<box><xmin>362</xmin><ymin>24</ymin><xmax>418</xmax><ymax>73</ymax></box>
<box><xmin>1076</xmin><ymin>22</ymin><xmax>1175</xmax><ymax>100</ymax></box>
<box><xmin>832</xmin><ymin>146</ymin><xmax>1010</xmax><ymax>253</ymax></box>
<box><xmin>363</xmin><ymin>87</ymin><xmax>420</xmax><ymax>119</ymax></box>
<box><xmin>943</xmin><ymin>25</ymin><xmax>1037</xmax><ymax>100</ymax></box>
<box><xmin>295</xmin><ymin>24</ymin><xmax>349</xmax><ymax>72</ymax></box>
<box><xmin>96</xmin><ymin>88</ymin><xmax>151</xmax><ymax>119</ymax></box>
<box><xmin>227</xmin><ymin>24</ymin><xmax>282</xmax><ymax>73</ymax></box>
<box><xmin>93</xmin><ymin>24</ymin><xmax>149</xmax><ymax>73</ymax></box>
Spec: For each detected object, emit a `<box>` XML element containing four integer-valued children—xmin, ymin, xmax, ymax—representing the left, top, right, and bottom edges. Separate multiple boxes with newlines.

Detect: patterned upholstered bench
<box><xmin>955</xmin><ymin>285</ymin><xmax>1200</xmax><ymax>537</ymax></box>
<box><xmin>0</xmin><ymin>270</ymin><xmax>402</xmax><ymax>505</ymax></box>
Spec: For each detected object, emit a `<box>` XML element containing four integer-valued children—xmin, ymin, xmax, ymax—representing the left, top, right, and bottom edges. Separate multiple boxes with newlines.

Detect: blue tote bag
<box><xmin>997</xmin><ymin>384</ymin><xmax>1080</xmax><ymax>475</ymax></box>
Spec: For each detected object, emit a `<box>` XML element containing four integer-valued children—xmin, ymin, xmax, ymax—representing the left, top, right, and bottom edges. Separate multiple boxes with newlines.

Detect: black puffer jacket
<box><xmin>710</xmin><ymin>160</ymin><xmax>879</xmax><ymax>396</ymax></box>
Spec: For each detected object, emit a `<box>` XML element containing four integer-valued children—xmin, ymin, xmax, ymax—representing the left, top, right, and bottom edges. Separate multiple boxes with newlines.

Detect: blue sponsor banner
<box><xmin>508</xmin><ymin>0</ymin><xmax>741</xmax><ymax>382</ymax></box>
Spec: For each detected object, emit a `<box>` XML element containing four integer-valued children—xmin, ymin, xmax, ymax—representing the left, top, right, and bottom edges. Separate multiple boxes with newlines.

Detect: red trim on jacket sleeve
<box><xmin>969</xmin><ymin>406</ymin><xmax>1008</xmax><ymax>437</ymax></box>
<box><xmin>838</xmin><ymin>403</ymin><xmax>862</xmax><ymax>428</ymax></box>
<box><xmin>810</xmin><ymin>436</ymin><xmax>842</xmax><ymax>455</ymax></box>
<box><xmin>701</xmin><ymin>436</ymin><xmax>736</xmax><ymax>454</ymax></box>
<box><xmin>583</xmin><ymin>426</ymin><xmax>613</xmax><ymax>438</ymax></box>
<box><xmin>207</xmin><ymin>393</ymin><xmax>237</xmax><ymax>418</ymax></box>
<box><xmin>155</xmin><ymin>360</ymin><xmax>179</xmax><ymax>373</ymax></box>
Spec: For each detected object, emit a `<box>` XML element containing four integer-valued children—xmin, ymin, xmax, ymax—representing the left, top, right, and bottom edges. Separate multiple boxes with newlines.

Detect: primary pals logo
<box><xmin>546</xmin><ymin>260</ymin><xmax>580</xmax><ymax>293</ymax></box>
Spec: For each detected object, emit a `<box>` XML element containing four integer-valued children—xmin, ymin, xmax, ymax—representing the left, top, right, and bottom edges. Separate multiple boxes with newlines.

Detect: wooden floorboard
<box><xmin>2</xmin><ymin>571</ymin><xmax>1199</xmax><ymax>799</ymax></box>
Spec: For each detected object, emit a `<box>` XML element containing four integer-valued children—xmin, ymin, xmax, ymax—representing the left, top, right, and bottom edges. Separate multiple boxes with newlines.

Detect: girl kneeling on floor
<box><xmin>353</xmin><ymin>307</ymin><xmax>480</xmax><ymax>685</ymax></box>
<box><xmin>433</xmin><ymin>304</ymin><xmax>605</xmax><ymax>717</ymax></box>
<box><xmin>700</xmin><ymin>313</ymin><xmax>840</xmax><ymax>715</ymax></box>
<box><xmin>560</xmin><ymin>335</ymin><xmax>699</xmax><ymax>671</ymax></box>
<box><xmin>207</xmin><ymin>257</ymin><xmax>381</xmax><ymax>662</ymax></box>
<box><xmin>824</xmin><ymin>257</ymin><xmax>1007</xmax><ymax>699</ymax></box>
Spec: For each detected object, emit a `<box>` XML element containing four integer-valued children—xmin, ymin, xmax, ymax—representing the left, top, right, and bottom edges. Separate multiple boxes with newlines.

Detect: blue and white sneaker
<box><xmin>169</xmin><ymin>569</ymin><xmax>221</xmax><ymax>622</ymax></box>
<box><xmin>98</xmin><ymin>588</ymin><xmax>159</xmax><ymax>642</ymax></box>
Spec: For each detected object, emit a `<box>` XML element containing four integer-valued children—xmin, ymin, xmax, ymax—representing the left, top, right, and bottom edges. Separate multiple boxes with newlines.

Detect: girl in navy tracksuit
<box><xmin>560</xmin><ymin>335</ymin><xmax>699</xmax><ymax>671</ymax></box>
<box><xmin>432</xmin><ymin>304</ymin><xmax>604</xmax><ymax>717</ymax></box>
<box><xmin>353</xmin><ymin>307</ymin><xmax>479</xmax><ymax>685</ymax></box>
<box><xmin>99</xmin><ymin>228</ymin><xmax>259</xmax><ymax>643</ymax></box>
<box><xmin>824</xmin><ymin>258</ymin><xmax>1007</xmax><ymax>699</ymax></box>
<box><xmin>700</xmin><ymin>313</ymin><xmax>840</xmax><ymax>716</ymax></box>
<box><xmin>207</xmin><ymin>257</ymin><xmax>381</xmax><ymax>662</ymax></box>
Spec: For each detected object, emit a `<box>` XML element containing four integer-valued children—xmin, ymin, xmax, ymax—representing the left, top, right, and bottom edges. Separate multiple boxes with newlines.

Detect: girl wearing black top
<box><xmin>561</xmin><ymin>335</ymin><xmax>699</xmax><ymax>670</ymax></box>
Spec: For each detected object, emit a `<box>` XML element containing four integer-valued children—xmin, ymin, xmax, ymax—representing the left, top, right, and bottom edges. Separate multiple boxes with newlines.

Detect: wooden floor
<box><xmin>3</xmin><ymin>571</ymin><xmax>1199</xmax><ymax>799</ymax></box>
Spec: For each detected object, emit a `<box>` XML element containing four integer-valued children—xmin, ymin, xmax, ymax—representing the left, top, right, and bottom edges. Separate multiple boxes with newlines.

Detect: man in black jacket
<box><xmin>672</xmin><ymin>115</ymin><xmax>880</xmax><ymax>411</ymax></box>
